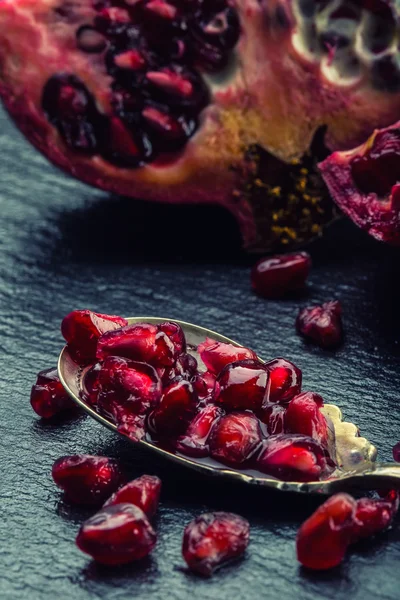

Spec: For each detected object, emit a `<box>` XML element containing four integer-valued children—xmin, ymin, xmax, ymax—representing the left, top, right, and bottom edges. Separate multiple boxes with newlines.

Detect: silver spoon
<box><xmin>58</xmin><ymin>317</ymin><xmax>400</xmax><ymax>494</ymax></box>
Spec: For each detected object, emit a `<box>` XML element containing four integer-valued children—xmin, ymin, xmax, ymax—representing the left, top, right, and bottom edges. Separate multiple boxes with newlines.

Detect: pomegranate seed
<box><xmin>146</xmin><ymin>70</ymin><xmax>193</xmax><ymax>98</ymax></box>
<box><xmin>158</xmin><ymin>321</ymin><xmax>186</xmax><ymax>355</ymax></box>
<box><xmin>285</xmin><ymin>391</ymin><xmax>328</xmax><ymax>447</ymax></box>
<box><xmin>258</xmin><ymin>403</ymin><xmax>286</xmax><ymax>434</ymax></box>
<box><xmin>76</xmin><ymin>503</ymin><xmax>157</xmax><ymax>565</ymax></box>
<box><xmin>149</xmin><ymin>379</ymin><xmax>197</xmax><ymax>436</ymax></box>
<box><xmin>117</xmin><ymin>412</ymin><xmax>146</xmax><ymax>441</ymax></box>
<box><xmin>209</xmin><ymin>412</ymin><xmax>262</xmax><ymax>467</ymax></box>
<box><xmin>144</xmin><ymin>0</ymin><xmax>177</xmax><ymax>20</ymax></box>
<box><xmin>104</xmin><ymin>474</ymin><xmax>161</xmax><ymax>518</ymax></box>
<box><xmin>197</xmin><ymin>338</ymin><xmax>257</xmax><ymax>376</ymax></box>
<box><xmin>80</xmin><ymin>362</ymin><xmax>102</xmax><ymax>405</ymax></box>
<box><xmin>251</xmin><ymin>252</ymin><xmax>311</xmax><ymax>299</ymax></box>
<box><xmin>30</xmin><ymin>367</ymin><xmax>75</xmax><ymax>418</ymax></box>
<box><xmin>265</xmin><ymin>357</ymin><xmax>302</xmax><ymax>403</ymax></box>
<box><xmin>191</xmin><ymin>370</ymin><xmax>217</xmax><ymax>402</ymax></box>
<box><xmin>76</xmin><ymin>26</ymin><xmax>107</xmax><ymax>54</ymax></box>
<box><xmin>257</xmin><ymin>434</ymin><xmax>334</xmax><ymax>482</ymax></box>
<box><xmin>182</xmin><ymin>512</ymin><xmax>250</xmax><ymax>576</ymax></box>
<box><xmin>393</xmin><ymin>441</ymin><xmax>400</xmax><ymax>462</ymax></box>
<box><xmin>61</xmin><ymin>309</ymin><xmax>128</xmax><ymax>364</ymax></box>
<box><xmin>296</xmin><ymin>300</ymin><xmax>343</xmax><ymax>349</ymax></box>
<box><xmin>296</xmin><ymin>493</ymin><xmax>356</xmax><ymax>570</ymax></box>
<box><xmin>97</xmin><ymin>322</ymin><xmax>178</xmax><ymax>366</ymax></box>
<box><xmin>214</xmin><ymin>359</ymin><xmax>269</xmax><ymax>411</ymax></box>
<box><xmin>176</xmin><ymin>404</ymin><xmax>225</xmax><ymax>457</ymax></box>
<box><xmin>161</xmin><ymin>352</ymin><xmax>198</xmax><ymax>386</ymax></box>
<box><xmin>114</xmin><ymin>50</ymin><xmax>146</xmax><ymax>70</ymax></box>
<box><xmin>352</xmin><ymin>493</ymin><xmax>399</xmax><ymax>539</ymax></box>
<box><xmin>52</xmin><ymin>455</ymin><xmax>124</xmax><ymax>505</ymax></box>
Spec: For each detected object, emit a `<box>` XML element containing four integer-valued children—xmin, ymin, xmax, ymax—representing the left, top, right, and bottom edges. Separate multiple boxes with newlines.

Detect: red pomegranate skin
<box><xmin>52</xmin><ymin>455</ymin><xmax>124</xmax><ymax>506</ymax></box>
<box><xmin>30</xmin><ymin>367</ymin><xmax>75</xmax><ymax>418</ymax></box>
<box><xmin>251</xmin><ymin>252</ymin><xmax>311</xmax><ymax>298</ymax></box>
<box><xmin>208</xmin><ymin>411</ymin><xmax>262</xmax><ymax>467</ymax></box>
<box><xmin>265</xmin><ymin>357</ymin><xmax>302</xmax><ymax>404</ymax></box>
<box><xmin>104</xmin><ymin>474</ymin><xmax>161</xmax><ymax>518</ymax></box>
<box><xmin>214</xmin><ymin>359</ymin><xmax>270</xmax><ymax>411</ymax></box>
<box><xmin>182</xmin><ymin>512</ymin><xmax>250</xmax><ymax>576</ymax></box>
<box><xmin>76</xmin><ymin>503</ymin><xmax>157</xmax><ymax>565</ymax></box>
<box><xmin>61</xmin><ymin>310</ymin><xmax>128</xmax><ymax>364</ymax></box>
<box><xmin>296</xmin><ymin>301</ymin><xmax>343</xmax><ymax>349</ymax></box>
<box><xmin>197</xmin><ymin>338</ymin><xmax>257</xmax><ymax>376</ymax></box>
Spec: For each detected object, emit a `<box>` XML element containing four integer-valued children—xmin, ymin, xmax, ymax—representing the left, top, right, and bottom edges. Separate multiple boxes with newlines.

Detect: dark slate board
<box><xmin>1</xmin><ymin>105</ymin><xmax>400</xmax><ymax>600</ymax></box>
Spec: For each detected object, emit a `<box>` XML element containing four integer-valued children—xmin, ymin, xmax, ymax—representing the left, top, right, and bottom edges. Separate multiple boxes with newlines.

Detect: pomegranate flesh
<box><xmin>251</xmin><ymin>252</ymin><xmax>311</xmax><ymax>299</ymax></box>
<box><xmin>214</xmin><ymin>359</ymin><xmax>270</xmax><ymax>411</ymax></box>
<box><xmin>176</xmin><ymin>404</ymin><xmax>225</xmax><ymax>457</ymax></box>
<box><xmin>257</xmin><ymin>403</ymin><xmax>286</xmax><ymax>435</ymax></box>
<box><xmin>265</xmin><ymin>357</ymin><xmax>302</xmax><ymax>404</ymax></box>
<box><xmin>285</xmin><ymin>391</ymin><xmax>329</xmax><ymax>447</ymax></box>
<box><xmin>52</xmin><ymin>454</ymin><xmax>124</xmax><ymax>505</ymax></box>
<box><xmin>104</xmin><ymin>474</ymin><xmax>161</xmax><ymax>517</ymax></box>
<box><xmin>182</xmin><ymin>511</ymin><xmax>250</xmax><ymax>576</ymax></box>
<box><xmin>148</xmin><ymin>378</ymin><xmax>197</xmax><ymax>436</ymax></box>
<box><xmin>76</xmin><ymin>503</ymin><xmax>157</xmax><ymax>565</ymax></box>
<box><xmin>296</xmin><ymin>300</ymin><xmax>343</xmax><ymax>349</ymax></box>
<box><xmin>197</xmin><ymin>338</ymin><xmax>257</xmax><ymax>376</ymax></box>
<box><xmin>30</xmin><ymin>367</ymin><xmax>76</xmax><ymax>418</ymax></box>
<box><xmin>3</xmin><ymin>0</ymin><xmax>400</xmax><ymax>248</ymax></box>
<box><xmin>209</xmin><ymin>411</ymin><xmax>262</xmax><ymax>467</ymax></box>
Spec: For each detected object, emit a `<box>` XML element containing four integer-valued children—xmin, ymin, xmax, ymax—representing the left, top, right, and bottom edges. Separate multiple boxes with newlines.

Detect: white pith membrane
<box><xmin>0</xmin><ymin>0</ymin><xmax>400</xmax><ymax>245</ymax></box>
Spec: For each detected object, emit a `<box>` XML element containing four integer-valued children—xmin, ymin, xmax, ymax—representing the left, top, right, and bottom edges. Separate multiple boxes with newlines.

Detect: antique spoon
<box><xmin>58</xmin><ymin>317</ymin><xmax>400</xmax><ymax>494</ymax></box>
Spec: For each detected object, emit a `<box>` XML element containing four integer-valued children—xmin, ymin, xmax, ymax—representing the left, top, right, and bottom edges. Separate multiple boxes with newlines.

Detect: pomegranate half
<box><xmin>1</xmin><ymin>0</ymin><xmax>400</xmax><ymax>249</ymax></box>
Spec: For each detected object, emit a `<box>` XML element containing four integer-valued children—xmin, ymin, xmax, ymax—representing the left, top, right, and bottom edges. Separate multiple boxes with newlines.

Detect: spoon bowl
<box><xmin>58</xmin><ymin>317</ymin><xmax>400</xmax><ymax>494</ymax></box>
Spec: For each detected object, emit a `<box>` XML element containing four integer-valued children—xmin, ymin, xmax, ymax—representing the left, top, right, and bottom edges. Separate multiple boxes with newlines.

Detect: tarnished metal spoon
<box><xmin>58</xmin><ymin>317</ymin><xmax>400</xmax><ymax>494</ymax></box>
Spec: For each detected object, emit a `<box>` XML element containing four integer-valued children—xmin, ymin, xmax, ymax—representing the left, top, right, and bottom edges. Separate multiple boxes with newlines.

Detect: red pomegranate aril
<box><xmin>61</xmin><ymin>309</ymin><xmax>128</xmax><ymax>364</ymax></box>
<box><xmin>80</xmin><ymin>362</ymin><xmax>102</xmax><ymax>405</ymax></box>
<box><xmin>145</xmin><ymin>0</ymin><xmax>177</xmax><ymax>20</ymax></box>
<box><xmin>76</xmin><ymin>26</ymin><xmax>107</xmax><ymax>53</ymax></box>
<box><xmin>149</xmin><ymin>379</ymin><xmax>197</xmax><ymax>435</ymax></box>
<box><xmin>192</xmin><ymin>370</ymin><xmax>217</xmax><ymax>401</ymax></box>
<box><xmin>176</xmin><ymin>404</ymin><xmax>225</xmax><ymax>457</ymax></box>
<box><xmin>257</xmin><ymin>434</ymin><xmax>334</xmax><ymax>482</ymax></box>
<box><xmin>182</xmin><ymin>512</ymin><xmax>250</xmax><ymax>576</ymax></box>
<box><xmin>104</xmin><ymin>474</ymin><xmax>161</xmax><ymax>518</ymax></box>
<box><xmin>146</xmin><ymin>70</ymin><xmax>193</xmax><ymax>99</ymax></box>
<box><xmin>258</xmin><ymin>403</ymin><xmax>286</xmax><ymax>435</ymax></box>
<box><xmin>352</xmin><ymin>494</ymin><xmax>399</xmax><ymax>539</ymax></box>
<box><xmin>114</xmin><ymin>50</ymin><xmax>146</xmax><ymax>70</ymax></box>
<box><xmin>265</xmin><ymin>357</ymin><xmax>302</xmax><ymax>403</ymax></box>
<box><xmin>30</xmin><ymin>367</ymin><xmax>75</xmax><ymax>418</ymax></box>
<box><xmin>296</xmin><ymin>493</ymin><xmax>356</xmax><ymax>570</ymax></box>
<box><xmin>393</xmin><ymin>442</ymin><xmax>400</xmax><ymax>462</ymax></box>
<box><xmin>251</xmin><ymin>252</ymin><xmax>311</xmax><ymax>299</ymax></box>
<box><xmin>52</xmin><ymin>455</ymin><xmax>124</xmax><ymax>505</ymax></box>
<box><xmin>97</xmin><ymin>322</ymin><xmax>176</xmax><ymax>366</ymax></box>
<box><xmin>197</xmin><ymin>338</ymin><xmax>257</xmax><ymax>376</ymax></box>
<box><xmin>158</xmin><ymin>321</ymin><xmax>186</xmax><ymax>355</ymax></box>
<box><xmin>209</xmin><ymin>411</ymin><xmax>262</xmax><ymax>467</ymax></box>
<box><xmin>214</xmin><ymin>359</ymin><xmax>269</xmax><ymax>411</ymax></box>
<box><xmin>285</xmin><ymin>391</ymin><xmax>328</xmax><ymax>447</ymax></box>
<box><xmin>76</xmin><ymin>503</ymin><xmax>157</xmax><ymax>565</ymax></box>
<box><xmin>162</xmin><ymin>352</ymin><xmax>198</xmax><ymax>385</ymax></box>
<box><xmin>296</xmin><ymin>300</ymin><xmax>343</xmax><ymax>349</ymax></box>
<box><xmin>117</xmin><ymin>411</ymin><xmax>146</xmax><ymax>441</ymax></box>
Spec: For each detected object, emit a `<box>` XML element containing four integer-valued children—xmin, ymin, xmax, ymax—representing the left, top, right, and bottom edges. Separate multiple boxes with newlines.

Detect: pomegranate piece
<box><xmin>80</xmin><ymin>362</ymin><xmax>102</xmax><ymax>406</ymax></box>
<box><xmin>76</xmin><ymin>503</ymin><xmax>157</xmax><ymax>565</ymax></box>
<box><xmin>257</xmin><ymin>434</ymin><xmax>334</xmax><ymax>482</ymax></box>
<box><xmin>251</xmin><ymin>252</ymin><xmax>311</xmax><ymax>298</ymax></box>
<box><xmin>197</xmin><ymin>338</ymin><xmax>257</xmax><ymax>376</ymax></box>
<box><xmin>104</xmin><ymin>474</ymin><xmax>161</xmax><ymax>518</ymax></box>
<box><xmin>209</xmin><ymin>412</ymin><xmax>262</xmax><ymax>467</ymax></box>
<box><xmin>30</xmin><ymin>367</ymin><xmax>75</xmax><ymax>418</ymax></box>
<box><xmin>52</xmin><ymin>455</ymin><xmax>124</xmax><ymax>505</ymax></box>
<box><xmin>161</xmin><ymin>352</ymin><xmax>198</xmax><ymax>386</ymax></box>
<box><xmin>159</xmin><ymin>321</ymin><xmax>186</xmax><ymax>355</ymax></box>
<box><xmin>285</xmin><ymin>391</ymin><xmax>329</xmax><ymax>447</ymax></box>
<box><xmin>97</xmin><ymin>322</ymin><xmax>178</xmax><ymax>366</ymax></box>
<box><xmin>258</xmin><ymin>403</ymin><xmax>286</xmax><ymax>435</ymax></box>
<box><xmin>192</xmin><ymin>370</ymin><xmax>218</xmax><ymax>402</ymax></box>
<box><xmin>148</xmin><ymin>379</ymin><xmax>197</xmax><ymax>436</ymax></box>
<box><xmin>296</xmin><ymin>301</ymin><xmax>343</xmax><ymax>349</ymax></box>
<box><xmin>176</xmin><ymin>404</ymin><xmax>225</xmax><ymax>458</ymax></box>
<box><xmin>61</xmin><ymin>310</ymin><xmax>128</xmax><ymax>364</ymax></box>
<box><xmin>296</xmin><ymin>493</ymin><xmax>356</xmax><ymax>570</ymax></box>
<box><xmin>182</xmin><ymin>512</ymin><xmax>250</xmax><ymax>576</ymax></box>
<box><xmin>320</xmin><ymin>123</ymin><xmax>400</xmax><ymax>245</ymax></box>
<box><xmin>116</xmin><ymin>412</ymin><xmax>147</xmax><ymax>442</ymax></box>
<box><xmin>214</xmin><ymin>359</ymin><xmax>270</xmax><ymax>411</ymax></box>
<box><xmin>393</xmin><ymin>441</ymin><xmax>400</xmax><ymax>462</ymax></box>
<box><xmin>265</xmin><ymin>358</ymin><xmax>302</xmax><ymax>404</ymax></box>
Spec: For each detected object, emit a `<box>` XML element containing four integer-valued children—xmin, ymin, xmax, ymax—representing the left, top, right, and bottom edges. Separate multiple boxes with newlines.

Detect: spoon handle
<box><xmin>325</xmin><ymin>463</ymin><xmax>400</xmax><ymax>493</ymax></box>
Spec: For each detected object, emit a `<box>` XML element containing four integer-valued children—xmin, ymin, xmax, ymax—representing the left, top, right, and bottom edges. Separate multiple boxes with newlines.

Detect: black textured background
<box><xmin>1</xmin><ymin>104</ymin><xmax>400</xmax><ymax>600</ymax></box>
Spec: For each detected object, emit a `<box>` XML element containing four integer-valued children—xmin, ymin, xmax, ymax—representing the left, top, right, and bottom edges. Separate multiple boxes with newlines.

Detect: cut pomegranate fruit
<box><xmin>209</xmin><ymin>411</ymin><xmax>262</xmax><ymax>467</ymax></box>
<box><xmin>285</xmin><ymin>391</ymin><xmax>329</xmax><ymax>447</ymax></box>
<box><xmin>176</xmin><ymin>404</ymin><xmax>224</xmax><ymax>457</ymax></box>
<box><xmin>52</xmin><ymin>455</ymin><xmax>124</xmax><ymax>505</ymax></box>
<box><xmin>182</xmin><ymin>512</ymin><xmax>249</xmax><ymax>576</ymax></box>
<box><xmin>61</xmin><ymin>310</ymin><xmax>128</xmax><ymax>364</ymax></box>
<box><xmin>296</xmin><ymin>301</ymin><xmax>343</xmax><ymax>349</ymax></box>
<box><xmin>30</xmin><ymin>367</ymin><xmax>76</xmax><ymax>418</ymax></box>
<box><xmin>320</xmin><ymin>122</ymin><xmax>400</xmax><ymax>245</ymax></box>
<box><xmin>251</xmin><ymin>252</ymin><xmax>311</xmax><ymax>299</ymax></box>
<box><xmin>76</xmin><ymin>503</ymin><xmax>157</xmax><ymax>565</ymax></box>
<box><xmin>257</xmin><ymin>403</ymin><xmax>286</xmax><ymax>435</ymax></box>
<box><xmin>214</xmin><ymin>360</ymin><xmax>270</xmax><ymax>411</ymax></box>
<box><xmin>197</xmin><ymin>338</ymin><xmax>257</xmax><ymax>376</ymax></box>
<box><xmin>148</xmin><ymin>378</ymin><xmax>197</xmax><ymax>436</ymax></box>
<box><xmin>97</xmin><ymin>322</ymin><xmax>178</xmax><ymax>367</ymax></box>
<box><xmin>265</xmin><ymin>358</ymin><xmax>302</xmax><ymax>404</ymax></box>
<box><xmin>257</xmin><ymin>434</ymin><xmax>334</xmax><ymax>482</ymax></box>
<box><xmin>4</xmin><ymin>0</ymin><xmax>400</xmax><ymax>249</ymax></box>
<box><xmin>104</xmin><ymin>474</ymin><xmax>161</xmax><ymax>517</ymax></box>
<box><xmin>297</xmin><ymin>491</ymin><xmax>399</xmax><ymax>570</ymax></box>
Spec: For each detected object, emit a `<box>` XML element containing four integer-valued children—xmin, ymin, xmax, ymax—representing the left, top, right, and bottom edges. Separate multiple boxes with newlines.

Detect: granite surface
<box><xmin>1</xmin><ymin>106</ymin><xmax>400</xmax><ymax>600</ymax></box>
